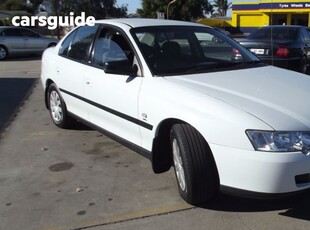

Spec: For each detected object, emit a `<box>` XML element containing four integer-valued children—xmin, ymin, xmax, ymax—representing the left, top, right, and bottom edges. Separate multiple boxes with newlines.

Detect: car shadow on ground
<box><xmin>59</xmin><ymin>117</ymin><xmax>310</xmax><ymax>222</ymax></box>
<box><xmin>73</xmin><ymin>121</ymin><xmax>93</xmax><ymax>131</ymax></box>
<box><xmin>0</xmin><ymin>78</ymin><xmax>37</xmax><ymax>135</ymax></box>
<box><xmin>199</xmin><ymin>190</ymin><xmax>310</xmax><ymax>221</ymax></box>
<box><xmin>1</xmin><ymin>56</ymin><xmax>42</xmax><ymax>62</ymax></box>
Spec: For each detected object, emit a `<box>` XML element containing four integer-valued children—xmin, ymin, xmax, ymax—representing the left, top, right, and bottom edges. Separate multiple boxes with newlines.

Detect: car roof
<box><xmin>95</xmin><ymin>18</ymin><xmax>208</xmax><ymax>29</ymax></box>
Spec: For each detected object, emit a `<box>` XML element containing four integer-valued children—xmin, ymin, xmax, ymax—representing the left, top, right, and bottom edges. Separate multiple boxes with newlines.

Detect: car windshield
<box><xmin>131</xmin><ymin>26</ymin><xmax>260</xmax><ymax>76</ymax></box>
<box><xmin>248</xmin><ymin>27</ymin><xmax>298</xmax><ymax>41</ymax></box>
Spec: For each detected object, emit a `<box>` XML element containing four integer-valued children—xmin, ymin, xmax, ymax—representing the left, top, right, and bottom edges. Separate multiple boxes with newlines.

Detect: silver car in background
<box><xmin>0</xmin><ymin>26</ymin><xmax>58</xmax><ymax>60</ymax></box>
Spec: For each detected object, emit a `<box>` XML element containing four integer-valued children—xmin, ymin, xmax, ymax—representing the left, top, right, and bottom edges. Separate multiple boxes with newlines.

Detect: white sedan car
<box><xmin>41</xmin><ymin>19</ymin><xmax>310</xmax><ymax>205</ymax></box>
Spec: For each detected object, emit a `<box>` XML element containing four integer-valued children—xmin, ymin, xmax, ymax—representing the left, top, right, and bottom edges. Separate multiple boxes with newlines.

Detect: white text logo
<box><xmin>12</xmin><ymin>12</ymin><xmax>95</xmax><ymax>30</ymax></box>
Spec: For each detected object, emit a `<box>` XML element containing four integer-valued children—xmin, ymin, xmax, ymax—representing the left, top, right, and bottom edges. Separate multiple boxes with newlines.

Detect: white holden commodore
<box><xmin>41</xmin><ymin>18</ymin><xmax>310</xmax><ymax>204</ymax></box>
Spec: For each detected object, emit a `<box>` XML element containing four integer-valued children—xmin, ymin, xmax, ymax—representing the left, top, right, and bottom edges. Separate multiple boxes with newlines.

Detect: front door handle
<box><xmin>85</xmin><ymin>77</ymin><xmax>91</xmax><ymax>86</ymax></box>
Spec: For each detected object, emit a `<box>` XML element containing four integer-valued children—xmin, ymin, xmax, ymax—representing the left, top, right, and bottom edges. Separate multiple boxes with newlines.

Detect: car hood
<box><xmin>165</xmin><ymin>66</ymin><xmax>310</xmax><ymax>131</ymax></box>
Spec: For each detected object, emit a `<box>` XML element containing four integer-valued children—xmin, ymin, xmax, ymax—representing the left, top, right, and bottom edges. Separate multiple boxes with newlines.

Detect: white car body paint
<box><xmin>41</xmin><ymin>18</ymin><xmax>310</xmax><ymax>196</ymax></box>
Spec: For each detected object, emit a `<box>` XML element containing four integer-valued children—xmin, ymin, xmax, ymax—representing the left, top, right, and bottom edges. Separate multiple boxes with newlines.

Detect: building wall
<box><xmin>232</xmin><ymin>0</ymin><xmax>310</xmax><ymax>33</ymax></box>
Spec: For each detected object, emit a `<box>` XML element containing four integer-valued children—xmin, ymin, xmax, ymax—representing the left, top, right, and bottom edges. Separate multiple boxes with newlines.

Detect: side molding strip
<box><xmin>60</xmin><ymin>88</ymin><xmax>153</xmax><ymax>130</ymax></box>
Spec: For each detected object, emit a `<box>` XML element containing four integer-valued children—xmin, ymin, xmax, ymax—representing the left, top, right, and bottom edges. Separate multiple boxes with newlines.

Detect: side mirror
<box><xmin>103</xmin><ymin>60</ymin><xmax>138</xmax><ymax>76</ymax></box>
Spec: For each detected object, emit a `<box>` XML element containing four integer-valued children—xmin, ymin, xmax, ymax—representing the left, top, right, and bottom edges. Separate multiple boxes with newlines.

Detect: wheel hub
<box><xmin>50</xmin><ymin>91</ymin><xmax>63</xmax><ymax>122</ymax></box>
<box><xmin>172</xmin><ymin>138</ymin><xmax>186</xmax><ymax>192</ymax></box>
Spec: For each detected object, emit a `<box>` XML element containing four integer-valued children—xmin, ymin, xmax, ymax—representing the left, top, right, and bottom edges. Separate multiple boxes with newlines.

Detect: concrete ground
<box><xmin>0</xmin><ymin>57</ymin><xmax>310</xmax><ymax>230</ymax></box>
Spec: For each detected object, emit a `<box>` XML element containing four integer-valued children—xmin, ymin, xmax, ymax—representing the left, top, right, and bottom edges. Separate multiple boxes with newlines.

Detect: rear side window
<box><xmin>59</xmin><ymin>26</ymin><xmax>99</xmax><ymax>62</ymax></box>
<box><xmin>59</xmin><ymin>30</ymin><xmax>77</xmax><ymax>57</ymax></box>
<box><xmin>19</xmin><ymin>29</ymin><xmax>39</xmax><ymax>37</ymax></box>
<box><xmin>67</xmin><ymin>25</ymin><xmax>98</xmax><ymax>62</ymax></box>
<box><xmin>301</xmin><ymin>28</ymin><xmax>310</xmax><ymax>42</ymax></box>
<box><xmin>2</xmin><ymin>28</ymin><xmax>22</xmax><ymax>36</ymax></box>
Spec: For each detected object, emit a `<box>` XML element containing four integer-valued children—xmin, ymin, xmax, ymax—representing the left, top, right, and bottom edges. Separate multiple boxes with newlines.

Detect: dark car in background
<box><xmin>239</xmin><ymin>25</ymin><xmax>310</xmax><ymax>74</ymax></box>
<box><xmin>0</xmin><ymin>26</ymin><xmax>58</xmax><ymax>60</ymax></box>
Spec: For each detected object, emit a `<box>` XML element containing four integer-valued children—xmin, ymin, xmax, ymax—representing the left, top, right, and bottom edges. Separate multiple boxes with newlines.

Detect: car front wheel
<box><xmin>170</xmin><ymin>123</ymin><xmax>219</xmax><ymax>205</ymax></box>
<box><xmin>48</xmin><ymin>83</ymin><xmax>74</xmax><ymax>128</ymax></box>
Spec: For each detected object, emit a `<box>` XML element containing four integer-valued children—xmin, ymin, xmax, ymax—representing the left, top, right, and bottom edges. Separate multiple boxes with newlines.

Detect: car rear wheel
<box><xmin>170</xmin><ymin>123</ymin><xmax>219</xmax><ymax>204</ymax></box>
<box><xmin>0</xmin><ymin>46</ymin><xmax>8</xmax><ymax>60</ymax></box>
<box><xmin>48</xmin><ymin>83</ymin><xmax>75</xmax><ymax>128</ymax></box>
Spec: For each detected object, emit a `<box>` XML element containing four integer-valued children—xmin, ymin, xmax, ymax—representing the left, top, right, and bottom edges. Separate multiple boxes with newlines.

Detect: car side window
<box><xmin>59</xmin><ymin>30</ymin><xmax>77</xmax><ymax>57</ymax></box>
<box><xmin>92</xmin><ymin>28</ymin><xmax>133</xmax><ymax>68</ymax></box>
<box><xmin>195</xmin><ymin>32</ymin><xmax>233</xmax><ymax>61</ymax></box>
<box><xmin>303</xmin><ymin>29</ymin><xmax>310</xmax><ymax>42</ymax></box>
<box><xmin>67</xmin><ymin>25</ymin><xmax>99</xmax><ymax>62</ymax></box>
<box><xmin>2</xmin><ymin>28</ymin><xmax>22</xmax><ymax>36</ymax></box>
<box><xmin>20</xmin><ymin>29</ymin><xmax>39</xmax><ymax>37</ymax></box>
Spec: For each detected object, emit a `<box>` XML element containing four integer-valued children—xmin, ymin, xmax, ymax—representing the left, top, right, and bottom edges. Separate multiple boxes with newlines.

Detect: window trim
<box><xmin>57</xmin><ymin>24</ymin><xmax>144</xmax><ymax>76</ymax></box>
<box><xmin>58</xmin><ymin>25</ymin><xmax>100</xmax><ymax>65</ymax></box>
<box><xmin>88</xmin><ymin>24</ymin><xmax>144</xmax><ymax>77</ymax></box>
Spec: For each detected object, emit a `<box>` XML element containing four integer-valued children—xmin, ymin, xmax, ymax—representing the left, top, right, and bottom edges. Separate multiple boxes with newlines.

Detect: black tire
<box><xmin>300</xmin><ymin>56</ymin><xmax>308</xmax><ymax>74</ymax></box>
<box><xmin>0</xmin><ymin>45</ymin><xmax>8</xmax><ymax>60</ymax></box>
<box><xmin>47</xmin><ymin>83</ymin><xmax>75</xmax><ymax>128</ymax></box>
<box><xmin>170</xmin><ymin>123</ymin><xmax>219</xmax><ymax>204</ymax></box>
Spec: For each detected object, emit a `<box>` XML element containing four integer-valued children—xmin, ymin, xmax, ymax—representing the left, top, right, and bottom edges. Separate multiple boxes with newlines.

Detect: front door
<box><xmin>84</xmin><ymin>27</ymin><xmax>143</xmax><ymax>146</ymax></box>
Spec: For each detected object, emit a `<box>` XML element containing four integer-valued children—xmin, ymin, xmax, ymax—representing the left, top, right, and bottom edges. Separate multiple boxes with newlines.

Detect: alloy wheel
<box><xmin>172</xmin><ymin>138</ymin><xmax>186</xmax><ymax>192</ymax></box>
<box><xmin>50</xmin><ymin>91</ymin><xmax>63</xmax><ymax>123</ymax></box>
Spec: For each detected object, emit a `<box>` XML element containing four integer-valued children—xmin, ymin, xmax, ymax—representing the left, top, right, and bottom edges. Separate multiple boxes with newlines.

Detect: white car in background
<box><xmin>41</xmin><ymin>18</ymin><xmax>310</xmax><ymax>205</ymax></box>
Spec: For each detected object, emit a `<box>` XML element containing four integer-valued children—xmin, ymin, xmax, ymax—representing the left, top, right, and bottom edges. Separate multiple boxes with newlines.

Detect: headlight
<box><xmin>246</xmin><ymin>130</ymin><xmax>310</xmax><ymax>155</ymax></box>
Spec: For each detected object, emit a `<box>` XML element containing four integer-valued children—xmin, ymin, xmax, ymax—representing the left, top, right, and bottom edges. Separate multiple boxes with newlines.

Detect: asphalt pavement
<box><xmin>0</xmin><ymin>57</ymin><xmax>310</xmax><ymax>230</ymax></box>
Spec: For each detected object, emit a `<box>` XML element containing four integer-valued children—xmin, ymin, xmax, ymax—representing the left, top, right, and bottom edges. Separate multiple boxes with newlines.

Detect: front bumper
<box><xmin>210</xmin><ymin>143</ymin><xmax>310</xmax><ymax>194</ymax></box>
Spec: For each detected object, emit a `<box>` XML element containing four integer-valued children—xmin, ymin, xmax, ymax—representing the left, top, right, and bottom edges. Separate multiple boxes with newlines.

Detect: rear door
<box><xmin>19</xmin><ymin>28</ymin><xmax>45</xmax><ymax>52</ymax></box>
<box><xmin>55</xmin><ymin>25</ymin><xmax>99</xmax><ymax>120</ymax></box>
